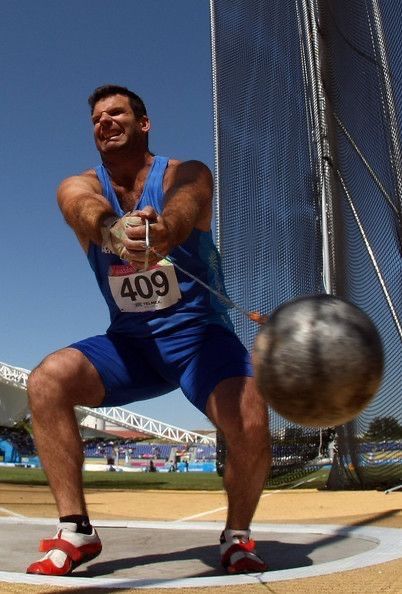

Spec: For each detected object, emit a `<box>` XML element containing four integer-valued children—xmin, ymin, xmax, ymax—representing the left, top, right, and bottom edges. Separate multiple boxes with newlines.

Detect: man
<box><xmin>27</xmin><ymin>85</ymin><xmax>271</xmax><ymax>576</ymax></box>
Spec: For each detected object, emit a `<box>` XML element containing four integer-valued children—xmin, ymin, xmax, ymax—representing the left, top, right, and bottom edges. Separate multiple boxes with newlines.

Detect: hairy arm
<box><xmin>57</xmin><ymin>160</ymin><xmax>213</xmax><ymax>268</ymax></box>
<box><xmin>57</xmin><ymin>171</ymin><xmax>115</xmax><ymax>252</ymax></box>
<box><xmin>162</xmin><ymin>159</ymin><xmax>213</xmax><ymax>243</ymax></box>
<box><xmin>130</xmin><ymin>160</ymin><xmax>213</xmax><ymax>266</ymax></box>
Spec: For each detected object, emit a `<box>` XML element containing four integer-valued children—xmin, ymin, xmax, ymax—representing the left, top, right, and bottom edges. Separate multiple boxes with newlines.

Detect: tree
<box><xmin>365</xmin><ymin>416</ymin><xmax>402</xmax><ymax>441</ymax></box>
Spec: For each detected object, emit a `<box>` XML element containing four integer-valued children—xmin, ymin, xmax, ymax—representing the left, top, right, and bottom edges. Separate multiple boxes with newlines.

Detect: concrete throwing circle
<box><xmin>0</xmin><ymin>518</ymin><xmax>401</xmax><ymax>589</ymax></box>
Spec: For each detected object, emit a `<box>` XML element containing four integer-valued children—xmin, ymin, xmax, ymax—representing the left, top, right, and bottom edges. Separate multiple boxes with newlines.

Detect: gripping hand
<box><xmin>101</xmin><ymin>215</ymin><xmax>144</xmax><ymax>262</ymax></box>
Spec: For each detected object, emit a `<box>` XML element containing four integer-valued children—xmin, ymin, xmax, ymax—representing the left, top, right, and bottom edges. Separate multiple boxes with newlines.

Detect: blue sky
<box><xmin>0</xmin><ymin>0</ymin><xmax>216</xmax><ymax>430</ymax></box>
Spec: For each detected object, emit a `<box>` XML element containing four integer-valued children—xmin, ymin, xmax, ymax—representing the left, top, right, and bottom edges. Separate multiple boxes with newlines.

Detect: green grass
<box><xmin>0</xmin><ymin>466</ymin><xmax>224</xmax><ymax>490</ymax></box>
<box><xmin>0</xmin><ymin>465</ymin><xmax>331</xmax><ymax>491</ymax></box>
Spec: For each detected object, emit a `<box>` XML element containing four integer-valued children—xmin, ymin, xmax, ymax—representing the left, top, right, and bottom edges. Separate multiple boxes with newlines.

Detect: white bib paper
<box><xmin>108</xmin><ymin>259</ymin><xmax>181</xmax><ymax>312</ymax></box>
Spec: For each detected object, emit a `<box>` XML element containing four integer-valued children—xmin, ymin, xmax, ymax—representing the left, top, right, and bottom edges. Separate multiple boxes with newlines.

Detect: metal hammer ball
<box><xmin>253</xmin><ymin>294</ymin><xmax>384</xmax><ymax>427</ymax></box>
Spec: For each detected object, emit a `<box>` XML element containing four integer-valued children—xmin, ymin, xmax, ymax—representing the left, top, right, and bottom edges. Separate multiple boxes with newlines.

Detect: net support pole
<box><xmin>298</xmin><ymin>0</ymin><xmax>339</xmax><ymax>295</ymax></box>
<box><xmin>371</xmin><ymin>0</ymin><xmax>402</xmax><ymax>243</ymax></box>
<box><xmin>209</xmin><ymin>0</ymin><xmax>223</xmax><ymax>253</ymax></box>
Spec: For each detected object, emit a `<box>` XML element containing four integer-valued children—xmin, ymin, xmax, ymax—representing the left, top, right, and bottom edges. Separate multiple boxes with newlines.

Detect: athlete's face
<box><xmin>91</xmin><ymin>94</ymin><xmax>150</xmax><ymax>155</ymax></box>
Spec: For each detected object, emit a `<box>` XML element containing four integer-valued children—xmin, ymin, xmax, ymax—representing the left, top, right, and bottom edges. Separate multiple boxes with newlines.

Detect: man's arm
<box><xmin>162</xmin><ymin>159</ymin><xmax>213</xmax><ymax>243</ymax></box>
<box><xmin>57</xmin><ymin>160</ymin><xmax>213</xmax><ymax>267</ymax></box>
<box><xmin>131</xmin><ymin>160</ymin><xmax>213</xmax><ymax>265</ymax></box>
<box><xmin>57</xmin><ymin>171</ymin><xmax>115</xmax><ymax>252</ymax></box>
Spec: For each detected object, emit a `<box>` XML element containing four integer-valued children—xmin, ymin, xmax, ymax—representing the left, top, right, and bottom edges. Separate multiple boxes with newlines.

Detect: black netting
<box><xmin>211</xmin><ymin>0</ymin><xmax>326</xmax><ymax>485</ymax></box>
<box><xmin>211</xmin><ymin>0</ymin><xmax>401</xmax><ymax>489</ymax></box>
<box><xmin>319</xmin><ymin>0</ymin><xmax>402</xmax><ymax>489</ymax></box>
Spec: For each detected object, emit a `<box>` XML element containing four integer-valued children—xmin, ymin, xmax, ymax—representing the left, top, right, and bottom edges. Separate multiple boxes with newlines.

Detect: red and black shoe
<box><xmin>26</xmin><ymin>522</ymin><xmax>102</xmax><ymax>576</ymax></box>
<box><xmin>220</xmin><ymin>529</ymin><xmax>268</xmax><ymax>574</ymax></box>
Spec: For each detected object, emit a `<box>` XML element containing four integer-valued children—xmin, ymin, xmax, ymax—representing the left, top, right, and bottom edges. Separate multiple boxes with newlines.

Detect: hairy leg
<box><xmin>206</xmin><ymin>376</ymin><xmax>271</xmax><ymax>529</ymax></box>
<box><xmin>27</xmin><ymin>348</ymin><xmax>104</xmax><ymax>517</ymax></box>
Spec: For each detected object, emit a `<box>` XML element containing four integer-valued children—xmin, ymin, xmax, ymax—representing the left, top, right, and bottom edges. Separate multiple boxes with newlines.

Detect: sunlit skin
<box><xmin>57</xmin><ymin>94</ymin><xmax>213</xmax><ymax>270</ymax></box>
<box><xmin>91</xmin><ymin>94</ymin><xmax>151</xmax><ymax>160</ymax></box>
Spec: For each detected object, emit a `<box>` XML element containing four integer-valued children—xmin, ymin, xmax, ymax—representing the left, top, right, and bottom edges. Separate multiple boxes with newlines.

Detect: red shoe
<box><xmin>26</xmin><ymin>522</ymin><xmax>102</xmax><ymax>576</ymax></box>
<box><xmin>220</xmin><ymin>529</ymin><xmax>268</xmax><ymax>574</ymax></box>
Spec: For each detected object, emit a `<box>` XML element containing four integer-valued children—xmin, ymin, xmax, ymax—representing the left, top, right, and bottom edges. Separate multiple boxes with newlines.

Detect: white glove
<box><xmin>100</xmin><ymin>215</ymin><xmax>143</xmax><ymax>261</ymax></box>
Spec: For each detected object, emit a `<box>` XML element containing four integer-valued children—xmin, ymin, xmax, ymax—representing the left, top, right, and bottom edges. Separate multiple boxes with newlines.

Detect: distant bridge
<box><xmin>0</xmin><ymin>361</ymin><xmax>215</xmax><ymax>445</ymax></box>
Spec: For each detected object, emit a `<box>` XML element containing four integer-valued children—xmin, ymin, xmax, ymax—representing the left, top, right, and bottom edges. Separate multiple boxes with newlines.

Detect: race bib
<box><xmin>108</xmin><ymin>260</ymin><xmax>181</xmax><ymax>312</ymax></box>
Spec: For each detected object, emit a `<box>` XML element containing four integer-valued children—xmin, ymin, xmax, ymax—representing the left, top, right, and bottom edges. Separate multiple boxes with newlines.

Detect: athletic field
<box><xmin>0</xmin><ymin>467</ymin><xmax>401</xmax><ymax>593</ymax></box>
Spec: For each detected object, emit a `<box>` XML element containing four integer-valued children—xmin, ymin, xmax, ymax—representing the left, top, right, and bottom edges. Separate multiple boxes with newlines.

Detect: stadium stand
<box><xmin>0</xmin><ymin>426</ymin><xmax>36</xmax><ymax>464</ymax></box>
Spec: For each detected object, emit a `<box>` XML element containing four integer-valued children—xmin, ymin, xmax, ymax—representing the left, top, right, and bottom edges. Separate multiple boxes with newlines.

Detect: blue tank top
<box><xmin>87</xmin><ymin>156</ymin><xmax>233</xmax><ymax>337</ymax></box>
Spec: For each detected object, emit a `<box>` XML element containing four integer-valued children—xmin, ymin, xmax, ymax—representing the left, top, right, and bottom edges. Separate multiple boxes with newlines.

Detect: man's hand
<box><xmin>101</xmin><ymin>206</ymin><xmax>174</xmax><ymax>269</ymax></box>
<box><xmin>134</xmin><ymin>206</ymin><xmax>175</xmax><ymax>262</ymax></box>
<box><xmin>101</xmin><ymin>214</ymin><xmax>144</xmax><ymax>262</ymax></box>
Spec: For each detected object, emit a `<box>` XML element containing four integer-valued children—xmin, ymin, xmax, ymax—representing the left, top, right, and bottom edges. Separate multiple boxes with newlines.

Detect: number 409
<box><xmin>120</xmin><ymin>270</ymin><xmax>169</xmax><ymax>301</ymax></box>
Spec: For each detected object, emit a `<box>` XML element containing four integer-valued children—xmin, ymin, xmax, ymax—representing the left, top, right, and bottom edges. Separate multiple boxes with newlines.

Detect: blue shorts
<box><xmin>70</xmin><ymin>324</ymin><xmax>253</xmax><ymax>414</ymax></box>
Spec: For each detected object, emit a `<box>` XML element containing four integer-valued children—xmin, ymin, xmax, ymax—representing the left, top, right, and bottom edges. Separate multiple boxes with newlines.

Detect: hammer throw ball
<box><xmin>253</xmin><ymin>294</ymin><xmax>384</xmax><ymax>427</ymax></box>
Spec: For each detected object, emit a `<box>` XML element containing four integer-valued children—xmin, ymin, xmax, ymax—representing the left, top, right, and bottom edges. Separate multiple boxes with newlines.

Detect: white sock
<box><xmin>223</xmin><ymin>529</ymin><xmax>250</xmax><ymax>543</ymax></box>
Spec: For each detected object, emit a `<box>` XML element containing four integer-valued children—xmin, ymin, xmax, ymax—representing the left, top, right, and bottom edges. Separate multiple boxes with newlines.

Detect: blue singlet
<box><xmin>87</xmin><ymin>156</ymin><xmax>233</xmax><ymax>337</ymax></box>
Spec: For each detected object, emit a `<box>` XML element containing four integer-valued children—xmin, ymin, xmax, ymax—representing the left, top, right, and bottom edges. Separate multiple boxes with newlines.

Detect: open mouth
<box><xmin>100</xmin><ymin>127</ymin><xmax>123</xmax><ymax>142</ymax></box>
<box><xmin>104</xmin><ymin>132</ymin><xmax>122</xmax><ymax>141</ymax></box>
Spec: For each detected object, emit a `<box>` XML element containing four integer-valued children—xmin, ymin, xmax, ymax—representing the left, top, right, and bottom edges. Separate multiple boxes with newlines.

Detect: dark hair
<box><xmin>88</xmin><ymin>84</ymin><xmax>147</xmax><ymax>117</ymax></box>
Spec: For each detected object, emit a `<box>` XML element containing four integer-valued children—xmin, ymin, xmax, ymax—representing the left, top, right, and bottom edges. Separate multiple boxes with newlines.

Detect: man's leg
<box><xmin>28</xmin><ymin>347</ymin><xmax>104</xmax><ymax>515</ymax></box>
<box><xmin>206</xmin><ymin>375</ymin><xmax>270</xmax><ymax>528</ymax></box>
<box><xmin>26</xmin><ymin>347</ymin><xmax>104</xmax><ymax>574</ymax></box>
<box><xmin>206</xmin><ymin>375</ymin><xmax>271</xmax><ymax>572</ymax></box>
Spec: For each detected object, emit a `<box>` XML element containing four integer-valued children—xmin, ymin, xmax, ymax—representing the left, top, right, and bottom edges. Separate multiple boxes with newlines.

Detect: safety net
<box><xmin>210</xmin><ymin>0</ymin><xmax>401</xmax><ymax>489</ymax></box>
